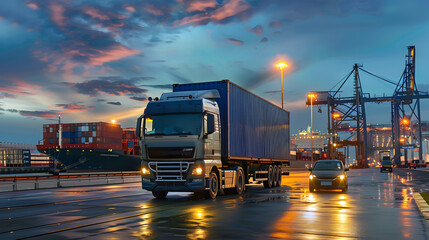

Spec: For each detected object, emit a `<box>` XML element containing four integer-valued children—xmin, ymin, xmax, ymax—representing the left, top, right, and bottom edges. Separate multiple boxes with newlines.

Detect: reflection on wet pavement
<box><xmin>0</xmin><ymin>169</ymin><xmax>428</xmax><ymax>240</ymax></box>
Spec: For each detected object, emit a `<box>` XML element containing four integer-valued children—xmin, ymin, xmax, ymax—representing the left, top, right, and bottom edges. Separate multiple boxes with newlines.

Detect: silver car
<box><xmin>309</xmin><ymin>160</ymin><xmax>349</xmax><ymax>192</ymax></box>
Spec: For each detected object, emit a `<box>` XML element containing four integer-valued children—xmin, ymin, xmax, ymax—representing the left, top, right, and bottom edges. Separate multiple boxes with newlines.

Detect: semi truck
<box><xmin>136</xmin><ymin>80</ymin><xmax>290</xmax><ymax>199</ymax></box>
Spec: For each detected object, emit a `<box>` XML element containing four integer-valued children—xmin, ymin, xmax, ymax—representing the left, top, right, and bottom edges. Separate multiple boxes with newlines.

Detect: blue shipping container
<box><xmin>173</xmin><ymin>80</ymin><xmax>290</xmax><ymax>161</ymax></box>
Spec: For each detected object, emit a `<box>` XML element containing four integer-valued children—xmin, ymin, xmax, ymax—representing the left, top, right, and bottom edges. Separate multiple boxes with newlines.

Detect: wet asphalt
<box><xmin>0</xmin><ymin>168</ymin><xmax>428</xmax><ymax>240</ymax></box>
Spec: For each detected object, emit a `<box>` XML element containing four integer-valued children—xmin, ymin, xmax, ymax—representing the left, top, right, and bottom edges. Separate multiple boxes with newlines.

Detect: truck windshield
<box><xmin>381</xmin><ymin>160</ymin><xmax>392</xmax><ymax>165</ymax></box>
<box><xmin>313</xmin><ymin>161</ymin><xmax>343</xmax><ymax>170</ymax></box>
<box><xmin>144</xmin><ymin>113</ymin><xmax>202</xmax><ymax>136</ymax></box>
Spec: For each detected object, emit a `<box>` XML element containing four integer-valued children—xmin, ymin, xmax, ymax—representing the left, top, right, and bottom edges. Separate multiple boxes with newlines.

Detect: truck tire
<box><xmin>152</xmin><ymin>191</ymin><xmax>168</xmax><ymax>199</ymax></box>
<box><xmin>276</xmin><ymin>166</ymin><xmax>282</xmax><ymax>186</ymax></box>
<box><xmin>263</xmin><ymin>165</ymin><xmax>273</xmax><ymax>188</ymax></box>
<box><xmin>272</xmin><ymin>166</ymin><xmax>278</xmax><ymax>187</ymax></box>
<box><xmin>235</xmin><ymin>167</ymin><xmax>245</xmax><ymax>194</ymax></box>
<box><xmin>205</xmin><ymin>171</ymin><xmax>219</xmax><ymax>199</ymax></box>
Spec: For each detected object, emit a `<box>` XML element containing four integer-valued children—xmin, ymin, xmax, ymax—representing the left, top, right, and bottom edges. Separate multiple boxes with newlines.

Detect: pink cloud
<box><xmin>89</xmin><ymin>45</ymin><xmax>141</xmax><ymax>66</ymax></box>
<box><xmin>50</xmin><ymin>3</ymin><xmax>66</xmax><ymax>27</ymax></box>
<box><xmin>125</xmin><ymin>6</ymin><xmax>136</xmax><ymax>13</ymax></box>
<box><xmin>55</xmin><ymin>103</ymin><xmax>94</xmax><ymax>113</ymax></box>
<box><xmin>226</xmin><ymin>38</ymin><xmax>243</xmax><ymax>46</ymax></box>
<box><xmin>84</xmin><ymin>7</ymin><xmax>110</xmax><ymax>20</ymax></box>
<box><xmin>0</xmin><ymin>77</ymin><xmax>41</xmax><ymax>96</ymax></box>
<box><xmin>174</xmin><ymin>0</ymin><xmax>251</xmax><ymax>27</ymax></box>
<box><xmin>145</xmin><ymin>4</ymin><xmax>163</xmax><ymax>16</ymax></box>
<box><xmin>27</xmin><ymin>3</ymin><xmax>39</xmax><ymax>10</ymax></box>
<box><xmin>20</xmin><ymin>110</ymin><xmax>58</xmax><ymax>119</ymax></box>
<box><xmin>187</xmin><ymin>0</ymin><xmax>218</xmax><ymax>12</ymax></box>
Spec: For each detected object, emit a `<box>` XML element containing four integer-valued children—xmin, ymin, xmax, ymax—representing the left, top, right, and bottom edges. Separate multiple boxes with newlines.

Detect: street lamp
<box><xmin>307</xmin><ymin>93</ymin><xmax>317</xmax><ymax>165</ymax></box>
<box><xmin>275</xmin><ymin>62</ymin><xmax>288</xmax><ymax>109</ymax></box>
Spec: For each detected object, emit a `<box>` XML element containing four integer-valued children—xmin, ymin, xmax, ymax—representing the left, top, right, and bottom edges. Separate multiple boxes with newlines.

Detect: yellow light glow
<box><xmin>333</xmin><ymin>143</ymin><xmax>337</xmax><ymax>147</ymax></box>
<box><xmin>333</xmin><ymin>113</ymin><xmax>341</xmax><ymax>119</ymax></box>
<box><xmin>339</xmin><ymin>174</ymin><xmax>345</xmax><ymax>180</ymax></box>
<box><xmin>141</xmin><ymin>167</ymin><xmax>149</xmax><ymax>175</ymax></box>
<box><xmin>307</xmin><ymin>93</ymin><xmax>316</xmax><ymax>98</ymax></box>
<box><xmin>193</xmin><ymin>167</ymin><xmax>203</xmax><ymax>175</ymax></box>
<box><xmin>309</xmin><ymin>174</ymin><xmax>314</xmax><ymax>180</ymax></box>
<box><xmin>275</xmin><ymin>62</ymin><xmax>288</xmax><ymax>69</ymax></box>
<box><xmin>111</xmin><ymin>120</ymin><xmax>116</xmax><ymax>123</ymax></box>
<box><xmin>400</xmin><ymin>138</ymin><xmax>406</xmax><ymax>143</ymax></box>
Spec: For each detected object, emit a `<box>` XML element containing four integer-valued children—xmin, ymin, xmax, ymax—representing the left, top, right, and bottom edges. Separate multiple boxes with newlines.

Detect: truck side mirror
<box><xmin>206</xmin><ymin>114</ymin><xmax>215</xmax><ymax>135</ymax></box>
<box><xmin>136</xmin><ymin>116</ymin><xmax>143</xmax><ymax>139</ymax></box>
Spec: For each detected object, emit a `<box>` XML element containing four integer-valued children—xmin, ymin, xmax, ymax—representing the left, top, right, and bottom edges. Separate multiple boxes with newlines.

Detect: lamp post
<box><xmin>308</xmin><ymin>93</ymin><xmax>316</xmax><ymax>165</ymax></box>
<box><xmin>275</xmin><ymin>62</ymin><xmax>288</xmax><ymax>109</ymax></box>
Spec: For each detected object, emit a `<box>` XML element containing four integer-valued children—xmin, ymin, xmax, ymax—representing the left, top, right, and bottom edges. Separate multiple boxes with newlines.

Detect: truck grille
<box><xmin>147</xmin><ymin>147</ymin><xmax>194</xmax><ymax>159</ymax></box>
<box><xmin>148</xmin><ymin>161</ymin><xmax>192</xmax><ymax>181</ymax></box>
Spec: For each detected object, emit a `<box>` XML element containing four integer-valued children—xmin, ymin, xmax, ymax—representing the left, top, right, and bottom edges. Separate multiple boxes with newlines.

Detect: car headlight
<box><xmin>309</xmin><ymin>174</ymin><xmax>315</xmax><ymax>180</ymax></box>
<box><xmin>339</xmin><ymin>174</ymin><xmax>345</xmax><ymax>180</ymax></box>
<box><xmin>192</xmin><ymin>167</ymin><xmax>203</xmax><ymax>175</ymax></box>
<box><xmin>141</xmin><ymin>167</ymin><xmax>150</xmax><ymax>175</ymax></box>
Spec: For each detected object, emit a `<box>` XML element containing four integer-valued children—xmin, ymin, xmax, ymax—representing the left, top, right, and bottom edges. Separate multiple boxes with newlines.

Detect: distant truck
<box><xmin>136</xmin><ymin>80</ymin><xmax>290</xmax><ymax>199</ymax></box>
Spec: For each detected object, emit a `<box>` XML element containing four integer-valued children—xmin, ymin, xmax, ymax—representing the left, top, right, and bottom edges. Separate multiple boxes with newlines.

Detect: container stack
<box><xmin>122</xmin><ymin>128</ymin><xmax>140</xmax><ymax>156</ymax></box>
<box><xmin>41</xmin><ymin>122</ymin><xmax>122</xmax><ymax>150</ymax></box>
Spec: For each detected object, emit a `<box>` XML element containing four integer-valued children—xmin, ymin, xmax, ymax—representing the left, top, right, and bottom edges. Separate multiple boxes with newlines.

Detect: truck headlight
<box><xmin>339</xmin><ymin>174</ymin><xmax>345</xmax><ymax>180</ymax></box>
<box><xmin>141</xmin><ymin>167</ymin><xmax>150</xmax><ymax>175</ymax></box>
<box><xmin>309</xmin><ymin>174</ymin><xmax>315</xmax><ymax>180</ymax></box>
<box><xmin>192</xmin><ymin>167</ymin><xmax>203</xmax><ymax>175</ymax></box>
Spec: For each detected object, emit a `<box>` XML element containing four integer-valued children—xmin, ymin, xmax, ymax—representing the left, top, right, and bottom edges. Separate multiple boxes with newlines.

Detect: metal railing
<box><xmin>0</xmin><ymin>171</ymin><xmax>141</xmax><ymax>192</ymax></box>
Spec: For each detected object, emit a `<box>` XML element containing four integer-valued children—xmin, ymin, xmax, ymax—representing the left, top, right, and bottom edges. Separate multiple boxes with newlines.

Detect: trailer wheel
<box><xmin>205</xmin><ymin>171</ymin><xmax>219</xmax><ymax>199</ymax></box>
<box><xmin>272</xmin><ymin>166</ymin><xmax>278</xmax><ymax>187</ymax></box>
<box><xmin>276</xmin><ymin>166</ymin><xmax>282</xmax><ymax>186</ymax></box>
<box><xmin>235</xmin><ymin>167</ymin><xmax>245</xmax><ymax>194</ymax></box>
<box><xmin>263</xmin><ymin>165</ymin><xmax>273</xmax><ymax>188</ymax></box>
<box><xmin>152</xmin><ymin>191</ymin><xmax>168</xmax><ymax>199</ymax></box>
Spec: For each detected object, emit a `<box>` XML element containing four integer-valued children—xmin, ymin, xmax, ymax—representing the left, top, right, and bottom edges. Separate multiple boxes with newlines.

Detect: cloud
<box><xmin>129</xmin><ymin>96</ymin><xmax>147</xmax><ymax>102</ymax></box>
<box><xmin>186</xmin><ymin>0</ymin><xmax>218</xmax><ymax>12</ymax></box>
<box><xmin>125</xmin><ymin>6</ymin><xmax>136</xmax><ymax>13</ymax></box>
<box><xmin>269</xmin><ymin>21</ymin><xmax>282</xmax><ymax>28</ymax></box>
<box><xmin>26</xmin><ymin>3</ymin><xmax>39</xmax><ymax>10</ymax></box>
<box><xmin>107</xmin><ymin>101</ymin><xmax>122</xmax><ymax>105</ymax></box>
<box><xmin>55</xmin><ymin>103</ymin><xmax>93</xmax><ymax>112</ymax></box>
<box><xmin>0</xmin><ymin>77</ymin><xmax>40</xmax><ymax>97</ymax></box>
<box><xmin>260</xmin><ymin>37</ymin><xmax>268</xmax><ymax>43</ymax></box>
<box><xmin>173</xmin><ymin>0</ymin><xmax>252</xmax><ymax>27</ymax></box>
<box><xmin>19</xmin><ymin>110</ymin><xmax>58</xmax><ymax>118</ymax></box>
<box><xmin>141</xmin><ymin>84</ymin><xmax>173</xmax><ymax>90</ymax></box>
<box><xmin>246</xmin><ymin>24</ymin><xmax>263</xmax><ymax>35</ymax></box>
<box><xmin>69</xmin><ymin>77</ymin><xmax>148</xmax><ymax>96</ymax></box>
<box><xmin>226</xmin><ymin>38</ymin><xmax>243</xmax><ymax>46</ymax></box>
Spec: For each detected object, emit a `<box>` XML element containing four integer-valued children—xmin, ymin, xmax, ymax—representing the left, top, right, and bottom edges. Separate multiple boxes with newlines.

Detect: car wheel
<box><xmin>152</xmin><ymin>191</ymin><xmax>168</xmax><ymax>199</ymax></box>
<box><xmin>204</xmin><ymin>171</ymin><xmax>219</xmax><ymax>199</ymax></box>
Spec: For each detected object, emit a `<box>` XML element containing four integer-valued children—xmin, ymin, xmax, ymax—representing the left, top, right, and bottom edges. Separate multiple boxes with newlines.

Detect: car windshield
<box><xmin>381</xmin><ymin>160</ymin><xmax>392</xmax><ymax>165</ymax></box>
<box><xmin>144</xmin><ymin>113</ymin><xmax>202</xmax><ymax>136</ymax></box>
<box><xmin>314</xmin><ymin>161</ymin><xmax>343</xmax><ymax>170</ymax></box>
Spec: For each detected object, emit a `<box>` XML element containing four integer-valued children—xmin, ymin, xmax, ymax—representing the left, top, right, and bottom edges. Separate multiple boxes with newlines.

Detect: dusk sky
<box><xmin>1</xmin><ymin>0</ymin><xmax>429</xmax><ymax>144</ymax></box>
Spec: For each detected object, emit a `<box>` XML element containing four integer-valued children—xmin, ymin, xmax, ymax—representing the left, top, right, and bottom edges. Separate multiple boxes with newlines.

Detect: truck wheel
<box><xmin>235</xmin><ymin>167</ymin><xmax>245</xmax><ymax>194</ymax></box>
<box><xmin>276</xmin><ymin>166</ymin><xmax>282</xmax><ymax>186</ymax></box>
<box><xmin>263</xmin><ymin>165</ymin><xmax>273</xmax><ymax>188</ymax></box>
<box><xmin>272</xmin><ymin>166</ymin><xmax>278</xmax><ymax>187</ymax></box>
<box><xmin>205</xmin><ymin>171</ymin><xmax>219</xmax><ymax>199</ymax></box>
<box><xmin>152</xmin><ymin>191</ymin><xmax>168</xmax><ymax>199</ymax></box>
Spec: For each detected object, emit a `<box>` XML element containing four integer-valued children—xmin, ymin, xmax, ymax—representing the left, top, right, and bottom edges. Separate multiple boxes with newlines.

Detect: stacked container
<box><xmin>122</xmin><ymin>128</ymin><xmax>140</xmax><ymax>156</ymax></box>
<box><xmin>41</xmin><ymin>122</ymin><xmax>122</xmax><ymax>150</ymax></box>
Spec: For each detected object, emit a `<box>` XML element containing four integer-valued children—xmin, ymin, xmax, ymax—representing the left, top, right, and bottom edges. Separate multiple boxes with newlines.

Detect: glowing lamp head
<box><xmin>339</xmin><ymin>174</ymin><xmax>345</xmax><ymax>180</ymax></box>
<box><xmin>307</xmin><ymin>93</ymin><xmax>316</xmax><ymax>99</ymax></box>
<box><xmin>275</xmin><ymin>62</ymin><xmax>288</xmax><ymax>69</ymax></box>
<box><xmin>333</xmin><ymin>113</ymin><xmax>341</xmax><ymax>119</ymax></box>
<box><xmin>400</xmin><ymin>137</ymin><xmax>406</xmax><ymax>143</ymax></box>
<box><xmin>401</xmin><ymin>118</ymin><xmax>409</xmax><ymax>125</ymax></box>
<box><xmin>333</xmin><ymin>143</ymin><xmax>337</xmax><ymax>147</ymax></box>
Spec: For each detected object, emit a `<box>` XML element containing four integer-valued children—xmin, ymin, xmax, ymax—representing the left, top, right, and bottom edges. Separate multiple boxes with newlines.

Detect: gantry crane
<box><xmin>307</xmin><ymin>46</ymin><xmax>429</xmax><ymax>167</ymax></box>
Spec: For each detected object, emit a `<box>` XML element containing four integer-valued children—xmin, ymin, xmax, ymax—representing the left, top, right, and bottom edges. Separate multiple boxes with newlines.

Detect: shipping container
<box><xmin>173</xmin><ymin>80</ymin><xmax>290</xmax><ymax>161</ymax></box>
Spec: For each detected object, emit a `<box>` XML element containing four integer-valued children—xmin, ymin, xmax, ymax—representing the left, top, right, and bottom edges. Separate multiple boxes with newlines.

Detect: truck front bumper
<box><xmin>142</xmin><ymin>177</ymin><xmax>205</xmax><ymax>192</ymax></box>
